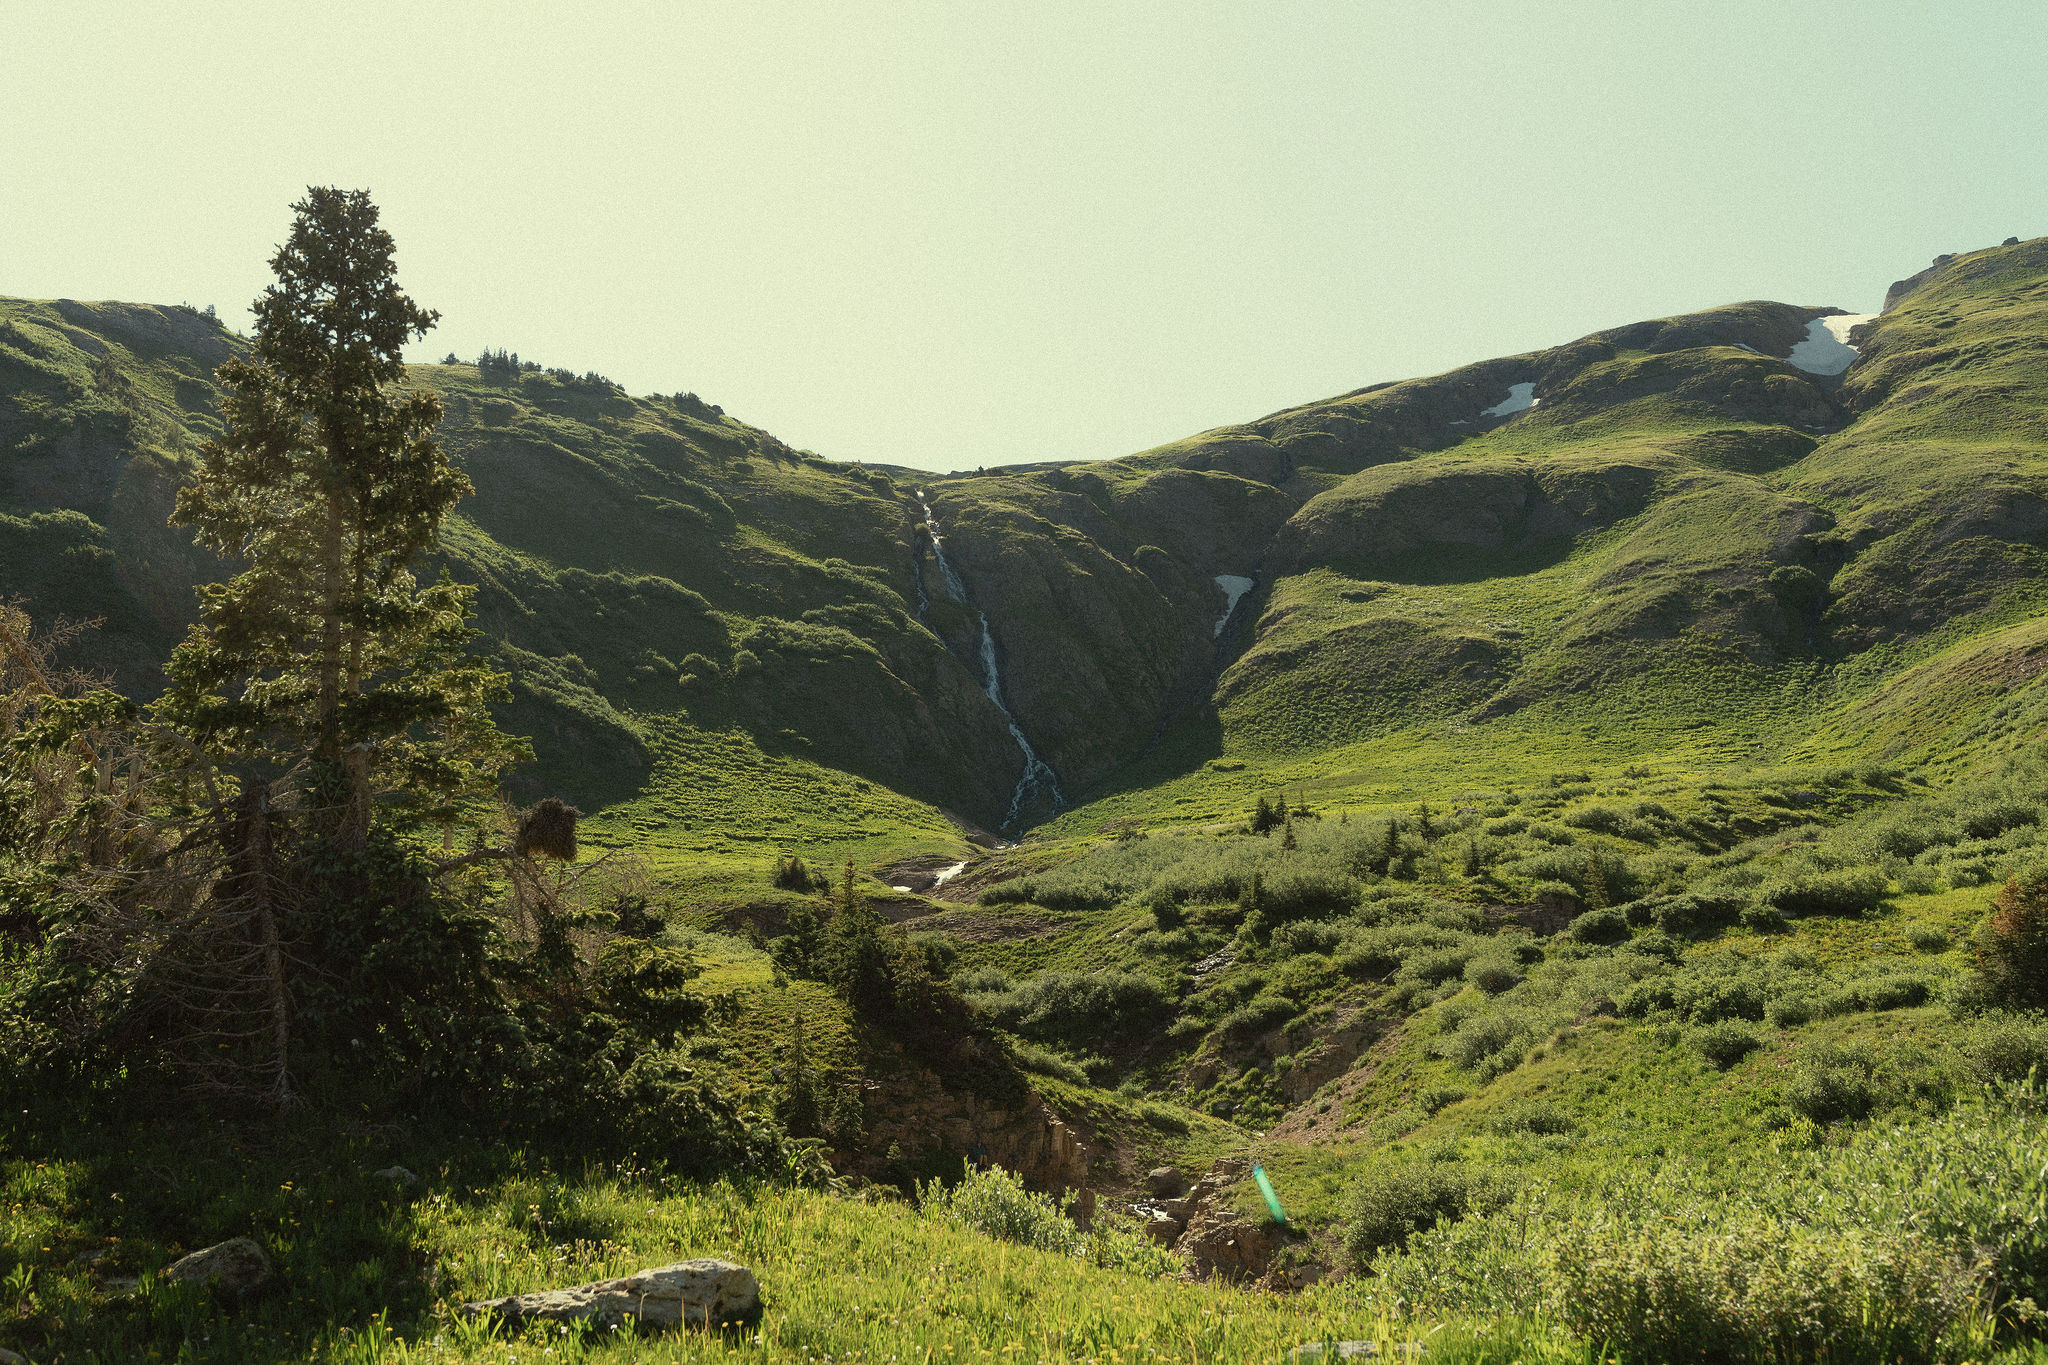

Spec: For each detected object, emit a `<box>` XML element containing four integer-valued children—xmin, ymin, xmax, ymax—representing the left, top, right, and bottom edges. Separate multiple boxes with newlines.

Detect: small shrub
<box><xmin>919</xmin><ymin>1164</ymin><xmax>1174</xmax><ymax>1275</ymax></box>
<box><xmin>1692</xmin><ymin>1020</ymin><xmax>1764</xmax><ymax>1070</ymax></box>
<box><xmin>1568</xmin><ymin>907</ymin><xmax>1630</xmax><ymax>945</ymax></box>
<box><xmin>1417</xmin><ymin>1083</ymin><xmax>1469</xmax><ymax>1114</ymax></box>
<box><xmin>1765</xmin><ymin>995</ymin><xmax>1815</xmax><ymax>1029</ymax></box>
<box><xmin>1488</xmin><ymin>1099</ymin><xmax>1576</xmax><ymax>1135</ymax></box>
<box><xmin>1343</xmin><ymin>1162</ymin><xmax>1514</xmax><ymax>1265</ymax></box>
<box><xmin>1760</xmin><ymin>866</ymin><xmax>1888</xmax><ymax>917</ymax></box>
<box><xmin>1902</xmin><ymin>921</ymin><xmax>1949</xmax><ymax>952</ymax></box>
<box><xmin>1008</xmin><ymin>1041</ymin><xmax>1088</xmax><ymax>1085</ymax></box>
<box><xmin>1821</xmin><ymin>973</ymin><xmax>1933</xmax><ymax>1016</ymax></box>
<box><xmin>1739</xmin><ymin>903</ymin><xmax>1788</xmax><ymax>933</ymax></box>
<box><xmin>1785</xmin><ymin>1045</ymin><xmax>1881</xmax><ymax>1124</ymax></box>
<box><xmin>1464</xmin><ymin>954</ymin><xmax>1523</xmax><ymax>995</ymax></box>
<box><xmin>1965</xmin><ymin>1014</ymin><xmax>2048</xmax><ymax>1084</ymax></box>
<box><xmin>772</xmin><ymin>855</ymin><xmax>822</xmax><ymax>893</ymax></box>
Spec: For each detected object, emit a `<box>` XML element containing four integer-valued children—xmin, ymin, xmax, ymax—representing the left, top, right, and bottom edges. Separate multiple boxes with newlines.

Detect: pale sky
<box><xmin>6</xmin><ymin>3</ymin><xmax>2046</xmax><ymax>472</ymax></box>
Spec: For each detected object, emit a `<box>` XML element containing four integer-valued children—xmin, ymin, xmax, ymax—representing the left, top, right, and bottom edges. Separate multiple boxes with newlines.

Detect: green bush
<box><xmin>1759</xmin><ymin>866</ymin><xmax>1888</xmax><ymax>917</ymax></box>
<box><xmin>1785</xmin><ymin>1045</ymin><xmax>1882</xmax><ymax>1124</ymax></box>
<box><xmin>1463</xmin><ymin>953</ymin><xmax>1523</xmax><ymax>995</ymax></box>
<box><xmin>1820</xmin><ymin>972</ymin><xmax>1934</xmax><ymax>1016</ymax></box>
<box><xmin>1343</xmin><ymin>1161</ymin><xmax>1514</xmax><ymax>1266</ymax></box>
<box><xmin>1764</xmin><ymin>994</ymin><xmax>1815</xmax><ymax>1028</ymax></box>
<box><xmin>1965</xmin><ymin>1013</ymin><xmax>2048</xmax><ymax>1084</ymax></box>
<box><xmin>1375</xmin><ymin>1085</ymin><xmax>2048</xmax><ymax>1361</ymax></box>
<box><xmin>918</xmin><ymin>1164</ymin><xmax>1174</xmax><ymax>1276</ymax></box>
<box><xmin>967</xmin><ymin>968</ymin><xmax>1174</xmax><ymax>1046</ymax></box>
<box><xmin>1567</xmin><ymin>907</ymin><xmax>1630</xmax><ymax>944</ymax></box>
<box><xmin>1902</xmin><ymin>921</ymin><xmax>1950</xmax><ymax>952</ymax></box>
<box><xmin>1691</xmin><ymin>1020</ymin><xmax>1763</xmax><ymax>1070</ymax></box>
<box><xmin>1008</xmin><ymin>1040</ymin><xmax>1088</xmax><ymax>1085</ymax></box>
<box><xmin>1739</xmin><ymin>903</ymin><xmax>1789</xmax><ymax>933</ymax></box>
<box><xmin>1487</xmin><ymin>1099</ymin><xmax>1576</xmax><ymax>1136</ymax></box>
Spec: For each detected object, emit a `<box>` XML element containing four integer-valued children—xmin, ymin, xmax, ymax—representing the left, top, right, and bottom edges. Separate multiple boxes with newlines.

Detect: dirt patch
<box><xmin>1265</xmin><ymin>1021</ymin><xmax>1406</xmax><ymax>1144</ymax></box>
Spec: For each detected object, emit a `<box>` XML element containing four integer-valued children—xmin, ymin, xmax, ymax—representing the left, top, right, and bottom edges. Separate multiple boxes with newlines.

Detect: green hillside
<box><xmin>11</xmin><ymin>237</ymin><xmax>2048</xmax><ymax>1362</ymax></box>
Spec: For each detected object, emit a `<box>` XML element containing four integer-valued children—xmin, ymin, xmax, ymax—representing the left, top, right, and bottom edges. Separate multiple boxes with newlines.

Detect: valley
<box><xmin>8</xmin><ymin>235</ymin><xmax>2048</xmax><ymax>1363</ymax></box>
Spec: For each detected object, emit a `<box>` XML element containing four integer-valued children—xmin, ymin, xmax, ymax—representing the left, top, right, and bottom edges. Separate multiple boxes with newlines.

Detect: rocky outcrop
<box><xmin>162</xmin><ymin>1238</ymin><xmax>271</xmax><ymax>1296</ymax></box>
<box><xmin>851</xmin><ymin>1065</ymin><xmax>1090</xmax><ymax>1195</ymax></box>
<box><xmin>463</xmin><ymin>1260</ymin><xmax>760</xmax><ymax>1331</ymax></box>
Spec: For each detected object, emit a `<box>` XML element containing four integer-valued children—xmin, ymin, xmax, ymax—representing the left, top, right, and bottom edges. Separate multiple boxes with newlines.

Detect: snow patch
<box><xmin>1786</xmin><ymin>314</ymin><xmax>1876</xmax><ymax>376</ymax></box>
<box><xmin>1481</xmin><ymin>382</ymin><xmax>1538</xmax><ymax>418</ymax></box>
<box><xmin>1213</xmin><ymin>574</ymin><xmax>1255</xmax><ymax>638</ymax></box>
<box><xmin>932</xmin><ymin>861</ymin><xmax>967</xmax><ymax>887</ymax></box>
<box><xmin>1734</xmin><ymin>343</ymin><xmax>1759</xmax><ymax>353</ymax></box>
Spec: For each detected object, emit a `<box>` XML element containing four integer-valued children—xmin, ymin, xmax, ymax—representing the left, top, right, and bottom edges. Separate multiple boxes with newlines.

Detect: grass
<box><xmin>0</xmin><ymin>1116</ymin><xmax>1599</xmax><ymax>1365</ymax></box>
<box><xmin>16</xmin><ymin>243</ymin><xmax>2048</xmax><ymax>1361</ymax></box>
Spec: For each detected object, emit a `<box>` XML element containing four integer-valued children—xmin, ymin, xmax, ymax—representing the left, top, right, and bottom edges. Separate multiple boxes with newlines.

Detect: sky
<box><xmin>5</xmin><ymin>2</ymin><xmax>2046</xmax><ymax>472</ymax></box>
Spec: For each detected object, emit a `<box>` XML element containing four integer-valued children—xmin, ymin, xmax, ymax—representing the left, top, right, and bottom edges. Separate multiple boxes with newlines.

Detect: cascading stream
<box><xmin>915</xmin><ymin>491</ymin><xmax>1065</xmax><ymax>829</ymax></box>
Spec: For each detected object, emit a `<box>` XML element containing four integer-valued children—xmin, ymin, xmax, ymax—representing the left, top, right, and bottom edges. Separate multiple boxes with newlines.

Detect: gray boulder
<box><xmin>0</xmin><ymin>1345</ymin><xmax>32</xmax><ymax>1364</ymax></box>
<box><xmin>1289</xmin><ymin>1343</ymin><xmax>1378</xmax><ymax>1360</ymax></box>
<box><xmin>1143</xmin><ymin>1166</ymin><xmax>1186</xmax><ymax>1198</ymax></box>
<box><xmin>162</xmin><ymin>1238</ymin><xmax>271</xmax><ymax>1295</ymax></box>
<box><xmin>463</xmin><ymin>1259</ymin><xmax>759</xmax><ymax>1331</ymax></box>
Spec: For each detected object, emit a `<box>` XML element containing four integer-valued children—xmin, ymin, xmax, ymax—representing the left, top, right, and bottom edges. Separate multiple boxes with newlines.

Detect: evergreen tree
<box><xmin>160</xmin><ymin>187</ymin><xmax>523</xmax><ymax>845</ymax></box>
<box><xmin>1251</xmin><ymin>795</ymin><xmax>1278</xmax><ymax>835</ymax></box>
<box><xmin>1583</xmin><ymin>852</ymin><xmax>1611</xmax><ymax>909</ymax></box>
<box><xmin>1377</xmin><ymin>818</ymin><xmax>1401</xmax><ymax>876</ymax></box>
<box><xmin>1280</xmin><ymin>807</ymin><xmax>1298</xmax><ymax>851</ymax></box>
<box><xmin>1416</xmin><ymin>801</ymin><xmax>1436</xmax><ymax>839</ymax></box>
<box><xmin>772</xmin><ymin>896</ymin><xmax>828</xmax><ymax>979</ymax></box>
<box><xmin>822</xmin><ymin>860</ymin><xmax>891</xmax><ymax>1012</ymax></box>
<box><xmin>1980</xmin><ymin>870</ymin><xmax>2048</xmax><ymax>1009</ymax></box>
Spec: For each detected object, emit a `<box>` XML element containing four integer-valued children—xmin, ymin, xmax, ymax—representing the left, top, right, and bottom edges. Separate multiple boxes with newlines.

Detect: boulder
<box><xmin>0</xmin><ymin>1346</ymin><xmax>31</xmax><ymax>1364</ymax></box>
<box><xmin>1174</xmin><ymin>1212</ymin><xmax>1277</xmax><ymax>1283</ymax></box>
<box><xmin>162</xmin><ymin>1238</ymin><xmax>271</xmax><ymax>1295</ymax></box>
<box><xmin>1288</xmin><ymin>1343</ymin><xmax>1378</xmax><ymax>1360</ymax></box>
<box><xmin>1143</xmin><ymin>1166</ymin><xmax>1186</xmax><ymax>1198</ymax></box>
<box><xmin>463</xmin><ymin>1259</ymin><xmax>760</xmax><ymax>1331</ymax></box>
<box><xmin>1143</xmin><ymin>1216</ymin><xmax>1184</xmax><ymax>1245</ymax></box>
<box><xmin>372</xmin><ymin>1166</ymin><xmax>418</xmax><ymax>1185</ymax></box>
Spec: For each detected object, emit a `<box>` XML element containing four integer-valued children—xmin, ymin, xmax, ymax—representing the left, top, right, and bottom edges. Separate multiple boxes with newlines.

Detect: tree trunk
<box><xmin>316</xmin><ymin>492</ymin><xmax>344</xmax><ymax>766</ymax></box>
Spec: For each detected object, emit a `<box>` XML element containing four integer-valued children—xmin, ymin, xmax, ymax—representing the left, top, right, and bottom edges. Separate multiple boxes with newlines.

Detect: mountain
<box><xmin>14</xmin><ymin>240</ymin><xmax>2048</xmax><ymax>1362</ymax></box>
<box><xmin>8</xmin><ymin>239</ymin><xmax>2046</xmax><ymax>841</ymax></box>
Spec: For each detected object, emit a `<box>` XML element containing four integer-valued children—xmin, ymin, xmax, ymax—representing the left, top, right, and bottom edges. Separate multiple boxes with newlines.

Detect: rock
<box><xmin>372</xmin><ymin>1165</ymin><xmax>418</xmax><ymax>1185</ymax></box>
<box><xmin>162</xmin><ymin>1238</ymin><xmax>271</xmax><ymax>1295</ymax></box>
<box><xmin>0</xmin><ymin>1346</ymin><xmax>31</xmax><ymax>1364</ymax></box>
<box><xmin>1159</xmin><ymin>1197</ymin><xmax>1196</xmax><ymax>1221</ymax></box>
<box><xmin>1144</xmin><ymin>1216</ymin><xmax>1184</xmax><ymax>1245</ymax></box>
<box><xmin>2006</xmin><ymin>237</ymin><xmax>2022</xmax><ymax>247</ymax></box>
<box><xmin>1144</xmin><ymin>1166</ymin><xmax>1186</xmax><ymax>1198</ymax></box>
<box><xmin>463</xmin><ymin>1259</ymin><xmax>760</xmax><ymax>1331</ymax></box>
<box><xmin>1174</xmin><ymin>1210</ymin><xmax>1277</xmax><ymax>1283</ymax></box>
<box><xmin>1068</xmin><ymin>1187</ymin><xmax>1096</xmax><ymax>1228</ymax></box>
<box><xmin>1288</xmin><ymin>1342</ymin><xmax>1378</xmax><ymax>1360</ymax></box>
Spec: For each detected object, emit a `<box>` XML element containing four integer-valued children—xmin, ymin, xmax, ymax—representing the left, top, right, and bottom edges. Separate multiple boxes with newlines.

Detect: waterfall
<box><xmin>915</xmin><ymin>490</ymin><xmax>1065</xmax><ymax>829</ymax></box>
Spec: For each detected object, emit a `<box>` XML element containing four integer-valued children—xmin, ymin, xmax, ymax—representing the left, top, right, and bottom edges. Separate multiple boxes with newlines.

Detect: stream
<box><xmin>915</xmin><ymin>491</ymin><xmax>1066</xmax><ymax>829</ymax></box>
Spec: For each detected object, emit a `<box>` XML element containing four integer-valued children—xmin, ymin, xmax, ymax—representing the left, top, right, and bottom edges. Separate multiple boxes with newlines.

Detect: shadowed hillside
<box><xmin>8</xmin><ymin>240</ymin><xmax>2048</xmax><ymax>840</ymax></box>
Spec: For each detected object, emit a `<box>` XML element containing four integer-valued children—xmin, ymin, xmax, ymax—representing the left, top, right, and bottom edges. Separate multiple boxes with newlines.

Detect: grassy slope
<box><xmin>13</xmin><ymin>242</ymin><xmax>2048</xmax><ymax>1360</ymax></box>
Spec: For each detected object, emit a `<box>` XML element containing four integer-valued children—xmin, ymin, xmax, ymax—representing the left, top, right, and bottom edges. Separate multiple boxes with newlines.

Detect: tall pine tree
<box><xmin>161</xmin><ymin>187</ymin><xmax>524</xmax><ymax>845</ymax></box>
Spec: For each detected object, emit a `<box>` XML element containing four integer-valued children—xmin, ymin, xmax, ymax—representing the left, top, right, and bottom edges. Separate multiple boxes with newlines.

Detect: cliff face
<box><xmin>10</xmin><ymin>237</ymin><xmax>2048</xmax><ymax>827</ymax></box>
